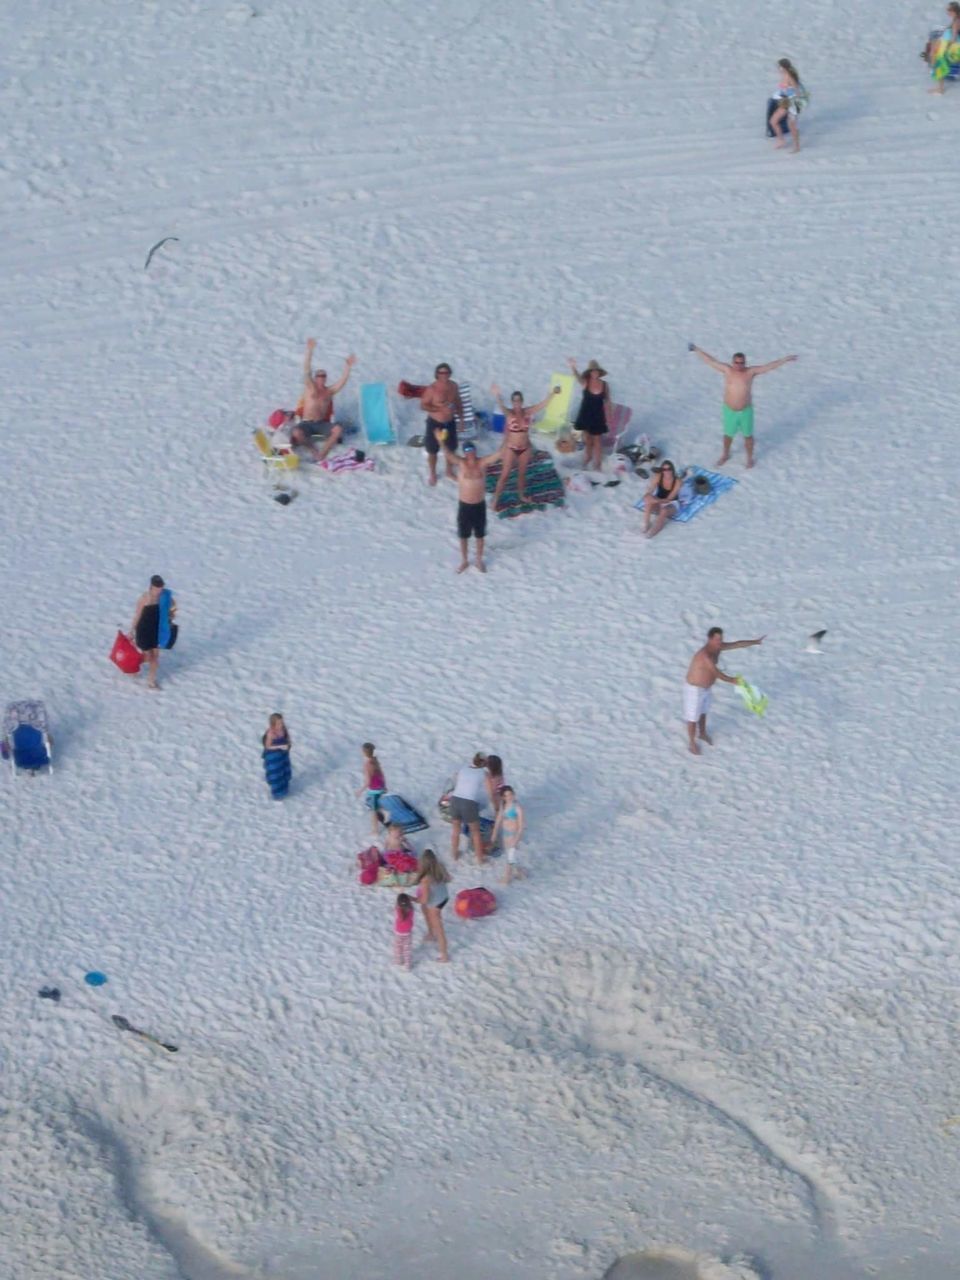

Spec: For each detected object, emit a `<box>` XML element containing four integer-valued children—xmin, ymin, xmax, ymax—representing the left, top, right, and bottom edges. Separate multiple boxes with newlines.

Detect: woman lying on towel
<box><xmin>924</xmin><ymin>3</ymin><xmax>960</xmax><ymax>91</ymax></box>
<box><xmin>641</xmin><ymin>461</ymin><xmax>683</xmax><ymax>539</ymax></box>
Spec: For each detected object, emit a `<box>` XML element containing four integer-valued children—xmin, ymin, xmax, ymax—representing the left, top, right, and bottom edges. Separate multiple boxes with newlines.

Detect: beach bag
<box><xmin>110</xmin><ymin>630</ymin><xmax>143</xmax><ymax>674</ymax></box>
<box><xmin>357</xmin><ymin>846</ymin><xmax>381</xmax><ymax>886</ymax></box>
<box><xmin>454</xmin><ymin>887</ymin><xmax>497</xmax><ymax>919</ymax></box>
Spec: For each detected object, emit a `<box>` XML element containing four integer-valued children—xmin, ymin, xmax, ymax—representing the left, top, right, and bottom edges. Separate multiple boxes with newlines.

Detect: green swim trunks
<box><xmin>722</xmin><ymin>405</ymin><xmax>754</xmax><ymax>437</ymax></box>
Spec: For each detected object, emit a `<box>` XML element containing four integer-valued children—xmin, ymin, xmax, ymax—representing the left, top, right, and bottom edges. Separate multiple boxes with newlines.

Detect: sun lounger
<box><xmin>359</xmin><ymin>383</ymin><xmax>397</xmax><ymax>445</ymax></box>
<box><xmin>533</xmin><ymin>373</ymin><xmax>576</xmax><ymax>433</ymax></box>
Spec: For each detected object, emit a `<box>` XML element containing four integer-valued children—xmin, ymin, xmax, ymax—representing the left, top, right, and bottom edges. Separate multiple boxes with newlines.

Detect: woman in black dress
<box><xmin>130</xmin><ymin>574</ymin><xmax>176</xmax><ymax>690</ymax></box>
<box><xmin>568</xmin><ymin>357</ymin><xmax>610</xmax><ymax>472</ymax></box>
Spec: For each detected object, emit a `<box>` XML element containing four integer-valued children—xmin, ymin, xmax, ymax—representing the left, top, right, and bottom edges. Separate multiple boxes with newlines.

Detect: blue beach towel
<box><xmin>262</xmin><ymin>744</ymin><xmax>292</xmax><ymax>799</ymax></box>
<box><xmin>377</xmin><ymin>793</ymin><xmax>429</xmax><ymax>834</ymax></box>
<box><xmin>635</xmin><ymin>467</ymin><xmax>737</xmax><ymax>524</ymax></box>
<box><xmin>157</xmin><ymin>588</ymin><xmax>176</xmax><ymax>649</ymax></box>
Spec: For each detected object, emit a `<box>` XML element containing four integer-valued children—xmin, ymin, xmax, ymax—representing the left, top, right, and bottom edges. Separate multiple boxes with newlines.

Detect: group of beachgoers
<box><xmin>764</xmin><ymin>16</ymin><xmax>956</xmax><ymax>154</ymax></box>
<box><xmin>261</xmin><ymin>735</ymin><xmax>525</xmax><ymax>968</ymax></box>
<box><xmin>274</xmin><ymin>340</ymin><xmax>798</xmax><ymax>571</ymax></box>
<box><xmin>124</xmin><ymin>583</ymin><xmax>760</xmax><ymax>979</ymax></box>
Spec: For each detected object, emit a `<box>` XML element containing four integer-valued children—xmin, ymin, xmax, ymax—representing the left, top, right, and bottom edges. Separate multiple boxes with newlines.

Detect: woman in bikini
<box><xmin>768</xmin><ymin>59</ymin><xmax>807</xmax><ymax>153</ymax></box>
<box><xmin>490</xmin><ymin>383</ymin><xmax>560</xmax><ymax>509</ymax></box>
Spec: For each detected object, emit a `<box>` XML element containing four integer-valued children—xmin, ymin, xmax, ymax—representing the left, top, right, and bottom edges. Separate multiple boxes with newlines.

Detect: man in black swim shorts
<box><xmin>420</xmin><ymin>363</ymin><xmax>463</xmax><ymax>486</ymax></box>
<box><xmin>441</xmin><ymin>439</ymin><xmax>503</xmax><ymax>573</ymax></box>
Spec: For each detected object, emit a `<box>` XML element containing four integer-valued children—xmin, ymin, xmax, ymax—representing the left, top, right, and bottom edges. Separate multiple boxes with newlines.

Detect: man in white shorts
<box><xmin>684</xmin><ymin>627</ymin><xmax>764</xmax><ymax>755</ymax></box>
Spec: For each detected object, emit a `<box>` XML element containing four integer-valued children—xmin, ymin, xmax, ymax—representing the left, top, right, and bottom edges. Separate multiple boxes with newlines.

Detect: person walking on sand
<box><xmin>490</xmin><ymin>383</ymin><xmax>561</xmax><ymax>508</ymax></box>
<box><xmin>768</xmin><ymin>59</ymin><xmax>808</xmax><ymax>152</ymax></box>
<box><xmin>568</xmin><ymin>357</ymin><xmax>610</xmax><ymax>472</ymax></box>
<box><xmin>415</xmin><ymin>849</ymin><xmax>451</xmax><ymax>962</ymax></box>
<box><xmin>393</xmin><ymin>893</ymin><xmax>415</xmax><ymax>971</ymax></box>
<box><xmin>356</xmin><ymin>742</ymin><xmax>387</xmax><ymax>836</ymax></box>
<box><xmin>421</xmin><ymin>362</ymin><xmax>464</xmax><ymax>486</ymax></box>
<box><xmin>440</xmin><ymin>439</ymin><xmax>503</xmax><ymax>573</ymax></box>
<box><xmin>301</xmin><ymin>339</ymin><xmax>356</xmax><ymax>437</ymax></box>
<box><xmin>130</xmin><ymin>574</ymin><xmax>177</xmax><ymax>690</ymax></box>
<box><xmin>684</xmin><ymin>627</ymin><xmax>765</xmax><ymax>755</ymax></box>
<box><xmin>925</xmin><ymin>3</ymin><xmax>960</xmax><ymax>92</ymax></box>
<box><xmin>492</xmin><ymin>785</ymin><xmax>526</xmax><ymax>885</ymax></box>
<box><xmin>689</xmin><ymin>344</ymin><xmax>797</xmax><ymax>468</ymax></box>
<box><xmin>447</xmin><ymin>753</ymin><xmax>489</xmax><ymax>862</ymax></box>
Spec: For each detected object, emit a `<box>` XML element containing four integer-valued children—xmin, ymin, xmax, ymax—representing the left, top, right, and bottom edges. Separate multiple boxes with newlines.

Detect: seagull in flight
<box><xmin>805</xmin><ymin>629</ymin><xmax>827</xmax><ymax>655</ymax></box>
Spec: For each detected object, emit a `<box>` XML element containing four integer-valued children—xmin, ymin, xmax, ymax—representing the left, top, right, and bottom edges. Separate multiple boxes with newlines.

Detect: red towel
<box><xmin>398</xmin><ymin>380</ymin><xmax>426</xmax><ymax>399</ymax></box>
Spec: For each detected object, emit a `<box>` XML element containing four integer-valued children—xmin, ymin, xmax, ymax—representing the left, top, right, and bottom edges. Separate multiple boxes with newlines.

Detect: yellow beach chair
<box><xmin>252</xmin><ymin>428</ymin><xmax>300</xmax><ymax>474</ymax></box>
<box><xmin>533</xmin><ymin>373</ymin><xmax>576</xmax><ymax>433</ymax></box>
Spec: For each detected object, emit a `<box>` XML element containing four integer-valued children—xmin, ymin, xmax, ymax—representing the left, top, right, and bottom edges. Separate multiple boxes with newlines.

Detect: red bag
<box><xmin>110</xmin><ymin>630</ymin><xmax>143</xmax><ymax>675</ymax></box>
<box><xmin>357</xmin><ymin>846</ymin><xmax>382</xmax><ymax>886</ymax></box>
<box><xmin>454</xmin><ymin>887</ymin><xmax>497</xmax><ymax>919</ymax></box>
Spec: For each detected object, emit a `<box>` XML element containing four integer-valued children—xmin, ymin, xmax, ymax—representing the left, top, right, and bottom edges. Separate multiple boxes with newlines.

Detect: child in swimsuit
<box><xmin>356</xmin><ymin>741</ymin><xmax>386</xmax><ymax>836</ymax></box>
<box><xmin>393</xmin><ymin>893</ymin><xmax>415</xmax><ymax>971</ymax></box>
<box><xmin>769</xmin><ymin>58</ymin><xmax>807</xmax><ymax>153</ymax></box>
<box><xmin>492</xmin><ymin>785</ymin><xmax>526</xmax><ymax>884</ymax></box>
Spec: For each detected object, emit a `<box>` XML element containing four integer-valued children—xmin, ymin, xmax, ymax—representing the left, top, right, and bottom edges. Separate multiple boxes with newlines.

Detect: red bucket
<box><xmin>110</xmin><ymin>630</ymin><xmax>143</xmax><ymax>675</ymax></box>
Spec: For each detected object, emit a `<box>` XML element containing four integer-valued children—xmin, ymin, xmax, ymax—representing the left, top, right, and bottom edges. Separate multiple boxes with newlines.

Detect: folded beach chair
<box><xmin>377</xmin><ymin>793</ymin><xmax>429</xmax><ymax>834</ymax></box>
<box><xmin>3</xmin><ymin>700</ymin><xmax>53</xmax><ymax>776</ymax></box>
<box><xmin>457</xmin><ymin>380</ymin><xmax>479</xmax><ymax>441</ymax></box>
<box><xmin>252</xmin><ymin>428</ymin><xmax>300</xmax><ymax>474</ymax></box>
<box><xmin>603</xmin><ymin>402</ymin><xmax>633</xmax><ymax>452</ymax></box>
<box><xmin>359</xmin><ymin>382</ymin><xmax>397</xmax><ymax>445</ymax></box>
<box><xmin>534</xmin><ymin>373</ymin><xmax>576</xmax><ymax>433</ymax></box>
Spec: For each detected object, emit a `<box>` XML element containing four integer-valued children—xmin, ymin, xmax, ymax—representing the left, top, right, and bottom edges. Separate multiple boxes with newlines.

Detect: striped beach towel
<box><xmin>485</xmin><ymin>449</ymin><xmax>565</xmax><ymax>519</ymax></box>
<box><xmin>319</xmin><ymin>450</ymin><xmax>376</xmax><ymax>473</ymax></box>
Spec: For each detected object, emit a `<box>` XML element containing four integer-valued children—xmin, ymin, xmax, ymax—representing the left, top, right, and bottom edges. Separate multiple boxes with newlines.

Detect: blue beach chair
<box><xmin>3</xmin><ymin>700</ymin><xmax>54</xmax><ymax>776</ymax></box>
<box><xmin>359</xmin><ymin>382</ymin><xmax>397</xmax><ymax>445</ymax></box>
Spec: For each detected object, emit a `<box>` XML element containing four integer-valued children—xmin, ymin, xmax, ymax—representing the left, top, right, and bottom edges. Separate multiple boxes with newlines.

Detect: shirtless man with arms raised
<box><xmin>441</xmin><ymin>439</ymin><xmax>503</xmax><ymax>573</ymax></box>
<box><xmin>690</xmin><ymin>344</ymin><xmax>797</xmax><ymax>469</ymax></box>
<box><xmin>300</xmin><ymin>338</ymin><xmax>356</xmax><ymax>452</ymax></box>
<box><xmin>684</xmin><ymin>626</ymin><xmax>764</xmax><ymax>755</ymax></box>
<box><xmin>421</xmin><ymin>362</ymin><xmax>464</xmax><ymax>486</ymax></box>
